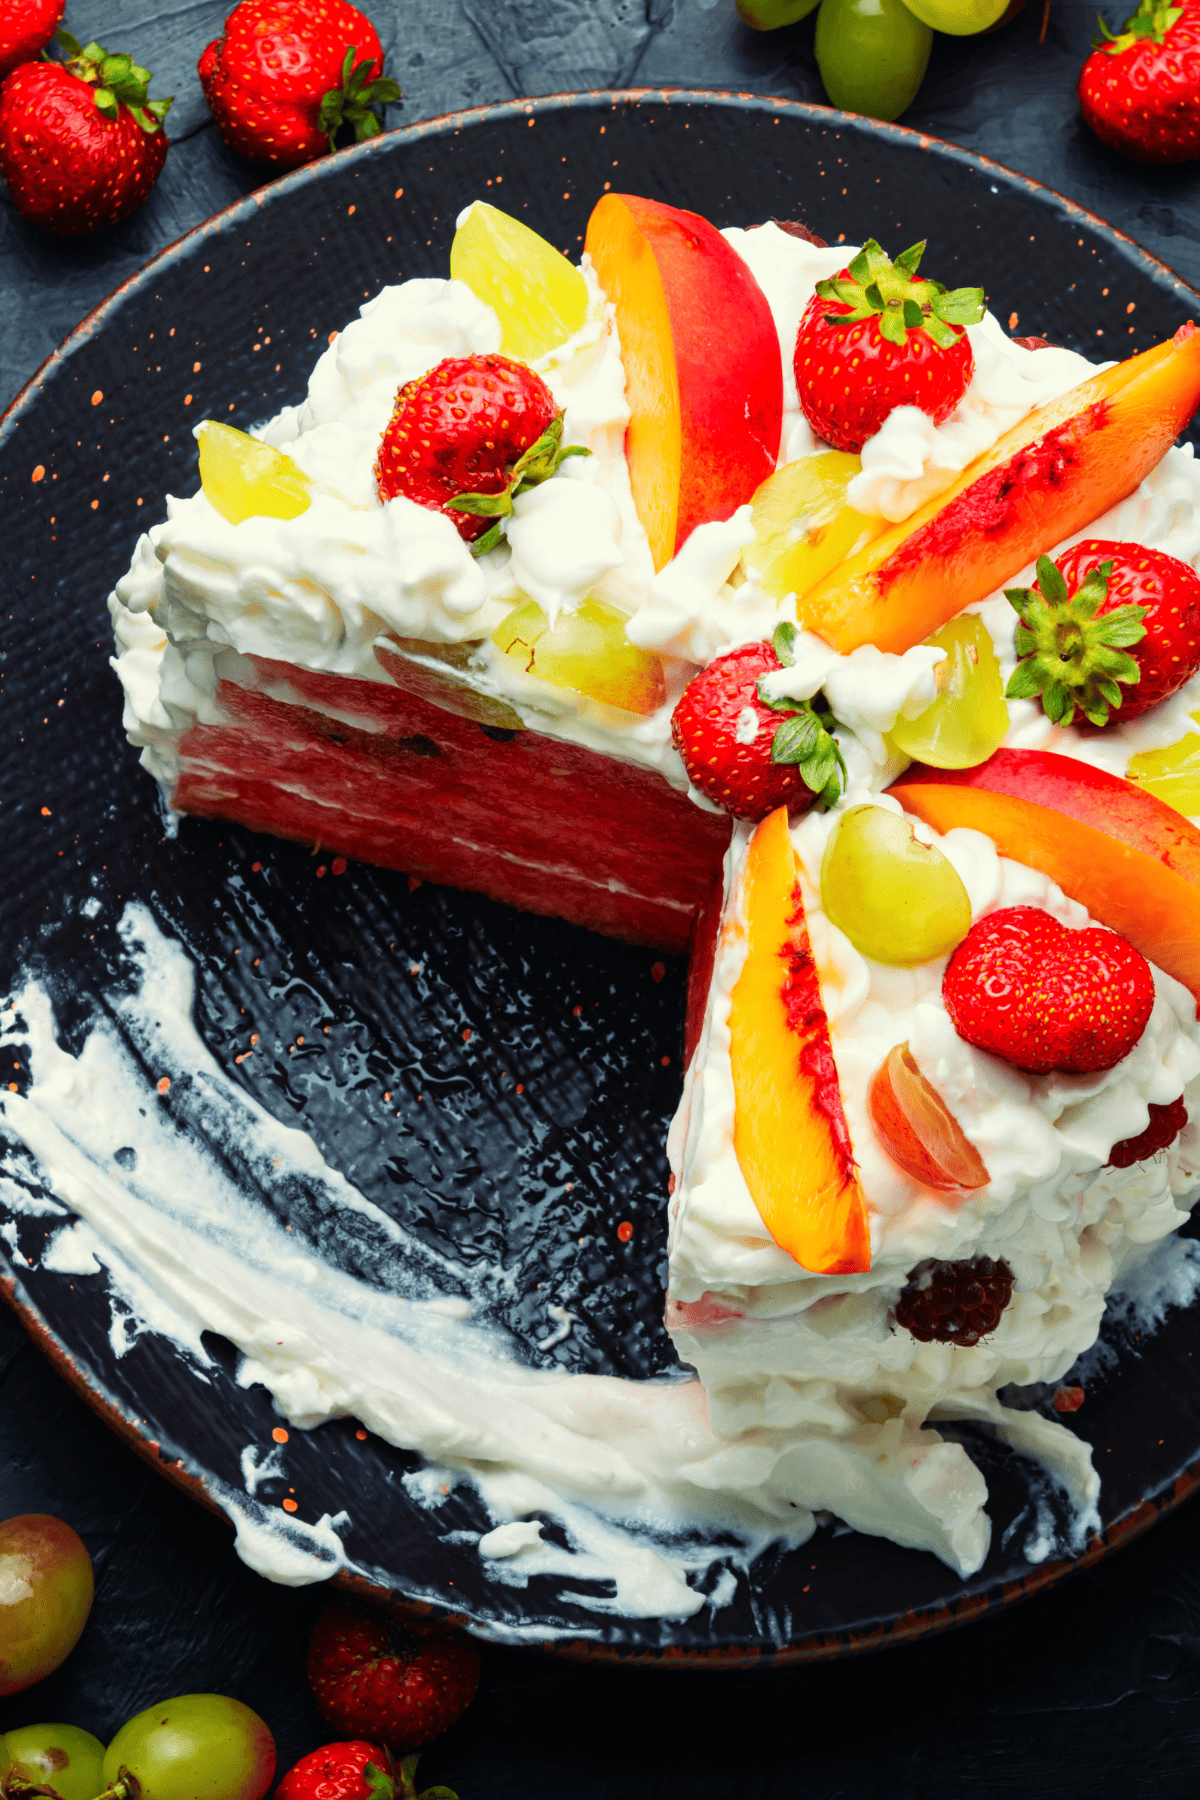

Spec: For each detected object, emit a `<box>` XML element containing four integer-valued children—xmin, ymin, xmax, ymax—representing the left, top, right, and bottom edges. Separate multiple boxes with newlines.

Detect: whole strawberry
<box><xmin>307</xmin><ymin>1606</ymin><xmax>480</xmax><ymax>1752</ymax></box>
<box><xmin>199</xmin><ymin>0</ymin><xmax>401</xmax><ymax>171</ymax></box>
<box><xmin>276</xmin><ymin>1743</ymin><xmax>457</xmax><ymax>1800</ymax></box>
<box><xmin>0</xmin><ymin>32</ymin><xmax>171</xmax><ymax>238</ymax></box>
<box><xmin>671</xmin><ymin>622</ymin><xmax>846</xmax><ymax>820</ymax></box>
<box><xmin>1108</xmin><ymin>1094</ymin><xmax>1188</xmax><ymax>1166</ymax></box>
<box><xmin>1005</xmin><ymin>541</ymin><xmax>1200</xmax><ymax>727</ymax></box>
<box><xmin>1079</xmin><ymin>0</ymin><xmax>1200</xmax><ymax>163</ymax></box>
<box><xmin>794</xmin><ymin>239</ymin><xmax>985</xmax><ymax>454</ymax></box>
<box><xmin>0</xmin><ymin>0</ymin><xmax>64</xmax><ymax>82</ymax></box>
<box><xmin>943</xmin><ymin>905</ymin><xmax>1155</xmax><ymax>1074</ymax></box>
<box><xmin>376</xmin><ymin>354</ymin><xmax>584</xmax><ymax>552</ymax></box>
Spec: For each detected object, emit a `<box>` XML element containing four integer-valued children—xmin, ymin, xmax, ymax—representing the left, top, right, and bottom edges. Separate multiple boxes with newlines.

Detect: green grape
<box><xmin>450</xmin><ymin>202</ymin><xmax>589</xmax><ymax>362</ymax></box>
<box><xmin>900</xmin><ymin>0</ymin><xmax>1007</xmax><ymax>30</ymax></box>
<box><xmin>742</xmin><ymin>452</ymin><xmax>881</xmax><ymax>602</ymax></box>
<box><xmin>884</xmin><ymin>615</ymin><xmax>1009</xmax><ymax>769</ymax></box>
<box><xmin>0</xmin><ymin>1515</ymin><xmax>94</xmax><ymax>1697</ymax></box>
<box><xmin>5</xmin><ymin>1725</ymin><xmax>106</xmax><ymax>1800</ymax></box>
<box><xmin>1127</xmin><ymin>713</ymin><xmax>1200</xmax><ymax>814</ymax></box>
<box><xmin>737</xmin><ymin>0</ymin><xmax>820</xmax><ymax>27</ymax></box>
<box><xmin>197</xmin><ymin>422</ymin><xmax>311</xmax><ymax>526</ymax></box>
<box><xmin>820</xmin><ymin>804</ymin><xmax>971</xmax><ymax>965</ymax></box>
<box><xmin>491</xmin><ymin>595</ymin><xmax>666</xmax><ymax>714</ymax></box>
<box><xmin>100</xmin><ymin>1696</ymin><xmax>275</xmax><ymax>1800</ymax></box>
<box><xmin>814</xmin><ymin>0</ymin><xmax>933</xmax><ymax>121</ymax></box>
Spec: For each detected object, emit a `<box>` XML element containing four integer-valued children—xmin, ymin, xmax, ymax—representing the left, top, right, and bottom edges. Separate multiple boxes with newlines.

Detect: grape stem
<box><xmin>86</xmin><ymin>1771</ymin><xmax>141</xmax><ymax>1800</ymax></box>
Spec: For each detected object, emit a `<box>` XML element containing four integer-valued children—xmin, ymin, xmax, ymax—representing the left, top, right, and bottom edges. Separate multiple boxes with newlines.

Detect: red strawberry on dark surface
<box><xmin>1006</xmin><ymin>540</ymin><xmax>1200</xmax><ymax>727</ymax></box>
<box><xmin>276</xmin><ymin>1742</ymin><xmax>457</xmax><ymax>1800</ymax></box>
<box><xmin>375</xmin><ymin>354</ymin><xmax>583</xmax><ymax>551</ymax></box>
<box><xmin>942</xmin><ymin>905</ymin><xmax>1156</xmax><ymax>1075</ymax></box>
<box><xmin>0</xmin><ymin>32</ymin><xmax>171</xmax><ymax>238</ymax></box>
<box><xmin>307</xmin><ymin>1605</ymin><xmax>480</xmax><ymax>1753</ymax></box>
<box><xmin>793</xmin><ymin>238</ymin><xmax>985</xmax><ymax>454</ymax></box>
<box><xmin>0</xmin><ymin>0</ymin><xmax>65</xmax><ymax>82</ymax></box>
<box><xmin>670</xmin><ymin>623</ymin><xmax>847</xmax><ymax>821</ymax></box>
<box><xmin>199</xmin><ymin>0</ymin><xmax>400</xmax><ymax>171</ymax></box>
<box><xmin>1107</xmin><ymin>1094</ymin><xmax>1189</xmax><ymax>1166</ymax></box>
<box><xmin>1078</xmin><ymin>0</ymin><xmax>1200</xmax><ymax>164</ymax></box>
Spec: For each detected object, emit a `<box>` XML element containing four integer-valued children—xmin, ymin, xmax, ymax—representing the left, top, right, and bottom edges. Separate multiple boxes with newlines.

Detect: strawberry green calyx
<box><xmin>50</xmin><ymin>29</ymin><xmax>173</xmax><ymax>131</ymax></box>
<box><xmin>1005</xmin><ymin>554</ymin><xmax>1148</xmax><ymax>727</ymax></box>
<box><xmin>1094</xmin><ymin>0</ymin><xmax>1184</xmax><ymax>50</ymax></box>
<box><xmin>757</xmin><ymin>622</ymin><xmax>848</xmax><ymax>809</ymax></box>
<box><xmin>814</xmin><ymin>239</ymin><xmax>985</xmax><ymax>351</ymax></box>
<box><xmin>449</xmin><ymin>412</ymin><xmax>590</xmax><ymax>555</ymax></box>
<box><xmin>395</xmin><ymin>1757</ymin><xmax>457</xmax><ymax>1800</ymax></box>
<box><xmin>317</xmin><ymin>46</ymin><xmax>402</xmax><ymax>150</ymax></box>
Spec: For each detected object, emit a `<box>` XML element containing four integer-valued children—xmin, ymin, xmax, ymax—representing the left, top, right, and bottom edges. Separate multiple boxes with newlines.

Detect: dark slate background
<box><xmin>5</xmin><ymin>2</ymin><xmax>1200</xmax><ymax>1794</ymax></box>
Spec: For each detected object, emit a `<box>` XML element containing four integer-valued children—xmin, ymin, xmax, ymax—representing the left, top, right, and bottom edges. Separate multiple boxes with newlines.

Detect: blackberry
<box><xmin>1107</xmin><ymin>1096</ymin><xmax>1188</xmax><ymax>1169</ymax></box>
<box><xmin>892</xmin><ymin>1256</ymin><xmax>1014</xmax><ymax>1348</ymax></box>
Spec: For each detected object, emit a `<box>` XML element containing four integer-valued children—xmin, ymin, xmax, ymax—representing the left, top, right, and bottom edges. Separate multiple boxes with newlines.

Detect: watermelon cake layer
<box><xmin>174</xmin><ymin>653</ymin><xmax>731</xmax><ymax>951</ymax></box>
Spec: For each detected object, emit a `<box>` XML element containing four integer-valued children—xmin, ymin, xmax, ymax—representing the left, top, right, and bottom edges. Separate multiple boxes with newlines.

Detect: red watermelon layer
<box><xmin>173</xmin><ymin>654</ymin><xmax>731</xmax><ymax>953</ymax></box>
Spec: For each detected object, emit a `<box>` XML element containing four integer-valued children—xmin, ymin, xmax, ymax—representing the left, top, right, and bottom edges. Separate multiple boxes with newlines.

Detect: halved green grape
<box><xmin>491</xmin><ymin>595</ymin><xmax>666</xmax><ymax>714</ymax></box>
<box><xmin>99</xmin><ymin>1696</ymin><xmax>275</xmax><ymax>1800</ymax></box>
<box><xmin>451</xmin><ymin>201</ymin><xmax>590</xmax><ymax>363</ymax></box>
<box><xmin>197</xmin><ymin>422</ymin><xmax>311</xmax><ymax>526</ymax></box>
<box><xmin>814</xmin><ymin>0</ymin><xmax>933</xmax><ymax>122</ymax></box>
<box><xmin>884</xmin><ymin>614</ymin><xmax>1009</xmax><ymax>769</ymax></box>
<box><xmin>0</xmin><ymin>1515</ymin><xmax>94</xmax><ymax>1697</ymax></box>
<box><xmin>5</xmin><ymin>1725</ymin><xmax>106</xmax><ymax>1800</ymax></box>
<box><xmin>1127</xmin><ymin>712</ymin><xmax>1200</xmax><ymax>814</ymax></box>
<box><xmin>742</xmin><ymin>451</ymin><xmax>882</xmax><ymax>601</ymax></box>
<box><xmin>820</xmin><ymin>804</ymin><xmax>972</xmax><ymax>965</ymax></box>
<box><xmin>900</xmin><ymin>0</ymin><xmax>1007</xmax><ymax>31</ymax></box>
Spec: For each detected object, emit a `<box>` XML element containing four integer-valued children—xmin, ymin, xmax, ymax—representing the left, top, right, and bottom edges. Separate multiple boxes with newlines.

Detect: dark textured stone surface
<box><xmin>4</xmin><ymin>5</ymin><xmax>1200</xmax><ymax>1789</ymax></box>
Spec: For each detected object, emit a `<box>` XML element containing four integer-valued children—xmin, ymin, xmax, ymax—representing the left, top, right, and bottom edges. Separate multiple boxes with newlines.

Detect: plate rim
<box><xmin>5</xmin><ymin>86</ymin><xmax>1200</xmax><ymax>1669</ymax></box>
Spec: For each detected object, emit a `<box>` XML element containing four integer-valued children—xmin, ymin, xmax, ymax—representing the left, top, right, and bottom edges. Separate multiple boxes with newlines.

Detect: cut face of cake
<box><xmin>107</xmin><ymin>186</ymin><xmax>1200</xmax><ymax>1580</ymax></box>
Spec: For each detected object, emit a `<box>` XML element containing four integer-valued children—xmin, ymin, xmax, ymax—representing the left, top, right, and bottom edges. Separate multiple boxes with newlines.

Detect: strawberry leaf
<box><xmin>363</xmin><ymin>1763</ymin><xmax>395</xmax><ymax>1800</ymax></box>
<box><xmin>319</xmin><ymin>42</ymin><xmax>403</xmax><ymax>150</ymax></box>
<box><xmin>1005</xmin><ymin>556</ymin><xmax>1148</xmax><ymax>727</ymax></box>
<box><xmin>813</xmin><ymin>239</ymin><xmax>984</xmax><ymax>347</ymax></box>
<box><xmin>449</xmin><ymin>413</ymin><xmax>590</xmax><ymax>557</ymax></box>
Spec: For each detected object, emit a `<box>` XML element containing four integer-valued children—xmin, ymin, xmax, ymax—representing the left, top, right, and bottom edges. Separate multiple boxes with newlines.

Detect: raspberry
<box><xmin>892</xmin><ymin>1256</ymin><xmax>1014</xmax><ymax>1347</ymax></box>
<box><xmin>1107</xmin><ymin>1096</ymin><xmax>1188</xmax><ymax>1169</ymax></box>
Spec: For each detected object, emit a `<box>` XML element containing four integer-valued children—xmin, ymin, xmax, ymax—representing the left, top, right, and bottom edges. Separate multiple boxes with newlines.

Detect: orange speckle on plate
<box><xmin>156</xmin><ymin>1077</ymin><xmax>170</xmax><ymax>1094</ymax></box>
<box><xmin>463</xmin><ymin>1028</ymin><xmax>471</xmax><ymax>1043</ymax></box>
<box><xmin>331</xmin><ymin>856</ymin><xmax>346</xmax><ymax>875</ymax></box>
<box><xmin>91</xmin><ymin>390</ymin><xmax>103</xmax><ymax>405</ymax></box>
<box><xmin>31</xmin><ymin>465</ymin><xmax>44</xmax><ymax>482</ymax></box>
<box><xmin>272</xmin><ymin>1426</ymin><xmax>289</xmax><ymax>1443</ymax></box>
<box><xmin>40</xmin><ymin>806</ymin><xmax>50</xmax><ymax>816</ymax></box>
<box><xmin>617</xmin><ymin>1220</ymin><xmax>633</xmax><ymax>1243</ymax></box>
<box><xmin>651</xmin><ymin>961</ymin><xmax>665</xmax><ymax>983</ymax></box>
<box><xmin>282</xmin><ymin>1498</ymin><xmax>298</xmax><ymax>1513</ymax></box>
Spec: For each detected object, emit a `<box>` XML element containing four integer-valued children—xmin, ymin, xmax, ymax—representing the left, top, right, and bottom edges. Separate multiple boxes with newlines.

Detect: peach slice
<box><xmin>584</xmin><ymin>193</ymin><xmax>783</xmax><ymax>570</ymax></box>
<box><xmin>728</xmin><ymin>805</ymin><xmax>872</xmax><ymax>1274</ymax></box>
<box><xmin>800</xmin><ymin>323</ymin><xmax>1200</xmax><ymax>654</ymax></box>
<box><xmin>891</xmin><ymin>748</ymin><xmax>1200</xmax><ymax>997</ymax></box>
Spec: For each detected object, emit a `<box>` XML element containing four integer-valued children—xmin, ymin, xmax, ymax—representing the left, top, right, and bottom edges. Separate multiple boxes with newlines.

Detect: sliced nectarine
<box><xmin>800</xmin><ymin>323</ymin><xmax>1200</xmax><ymax>654</ymax></box>
<box><xmin>891</xmin><ymin>748</ymin><xmax>1200</xmax><ymax>997</ymax></box>
<box><xmin>584</xmin><ymin>193</ymin><xmax>783</xmax><ymax>570</ymax></box>
<box><xmin>728</xmin><ymin>805</ymin><xmax>872</xmax><ymax>1274</ymax></box>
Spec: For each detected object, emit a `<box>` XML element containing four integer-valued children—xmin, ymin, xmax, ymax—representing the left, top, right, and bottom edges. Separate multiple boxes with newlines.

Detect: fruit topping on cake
<box><xmin>892</xmin><ymin>1257</ymin><xmax>1015</xmax><ymax>1346</ymax></box>
<box><xmin>1108</xmin><ymin>1095</ymin><xmax>1189</xmax><ymax>1167</ymax></box>
<box><xmin>375</xmin><ymin>353</ymin><xmax>583</xmax><ymax>551</ymax></box>
<box><xmin>798</xmin><ymin>322</ymin><xmax>1200</xmax><ymax>652</ymax></box>
<box><xmin>793</xmin><ymin>238</ymin><xmax>985</xmax><ymax>454</ymax></box>
<box><xmin>868</xmin><ymin>1044</ymin><xmax>989</xmax><ymax>1192</ymax></box>
<box><xmin>584</xmin><ymin>192</ymin><xmax>783</xmax><ymax>569</ymax></box>
<box><xmin>198</xmin><ymin>421</ymin><xmax>312</xmax><ymax>524</ymax></box>
<box><xmin>1005</xmin><ymin>540</ymin><xmax>1200</xmax><ymax>726</ymax></box>
<box><xmin>727</xmin><ymin>804</ymin><xmax>871</xmax><ymax>1274</ymax></box>
<box><xmin>892</xmin><ymin>750</ymin><xmax>1200</xmax><ymax>997</ymax></box>
<box><xmin>883</xmin><ymin>614</ymin><xmax>1009</xmax><ymax>769</ymax></box>
<box><xmin>671</xmin><ymin>625</ymin><xmax>846</xmax><ymax>819</ymax></box>
<box><xmin>491</xmin><ymin>595</ymin><xmax>666</xmax><ymax>715</ymax></box>
<box><xmin>820</xmin><ymin>803</ymin><xmax>971</xmax><ymax>964</ymax></box>
<box><xmin>451</xmin><ymin>201</ymin><xmax>590</xmax><ymax>363</ymax></box>
<box><xmin>942</xmin><ymin>904</ymin><xmax>1155</xmax><ymax>1073</ymax></box>
<box><xmin>740</xmin><ymin>450</ymin><xmax>882</xmax><ymax>601</ymax></box>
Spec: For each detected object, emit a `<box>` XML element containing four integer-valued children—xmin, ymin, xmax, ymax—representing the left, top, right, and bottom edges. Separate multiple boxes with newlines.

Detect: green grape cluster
<box><xmin>737</xmin><ymin>0</ymin><xmax>1017</xmax><ymax>121</ymax></box>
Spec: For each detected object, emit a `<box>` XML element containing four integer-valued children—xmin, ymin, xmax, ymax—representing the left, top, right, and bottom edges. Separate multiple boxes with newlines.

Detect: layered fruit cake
<box><xmin>109</xmin><ymin>187</ymin><xmax>1200</xmax><ymax>1574</ymax></box>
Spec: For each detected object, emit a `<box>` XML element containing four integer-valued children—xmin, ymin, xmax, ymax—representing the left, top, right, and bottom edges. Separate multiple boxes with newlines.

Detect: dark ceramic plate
<box><xmin>3</xmin><ymin>90</ymin><xmax>1200</xmax><ymax>1667</ymax></box>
